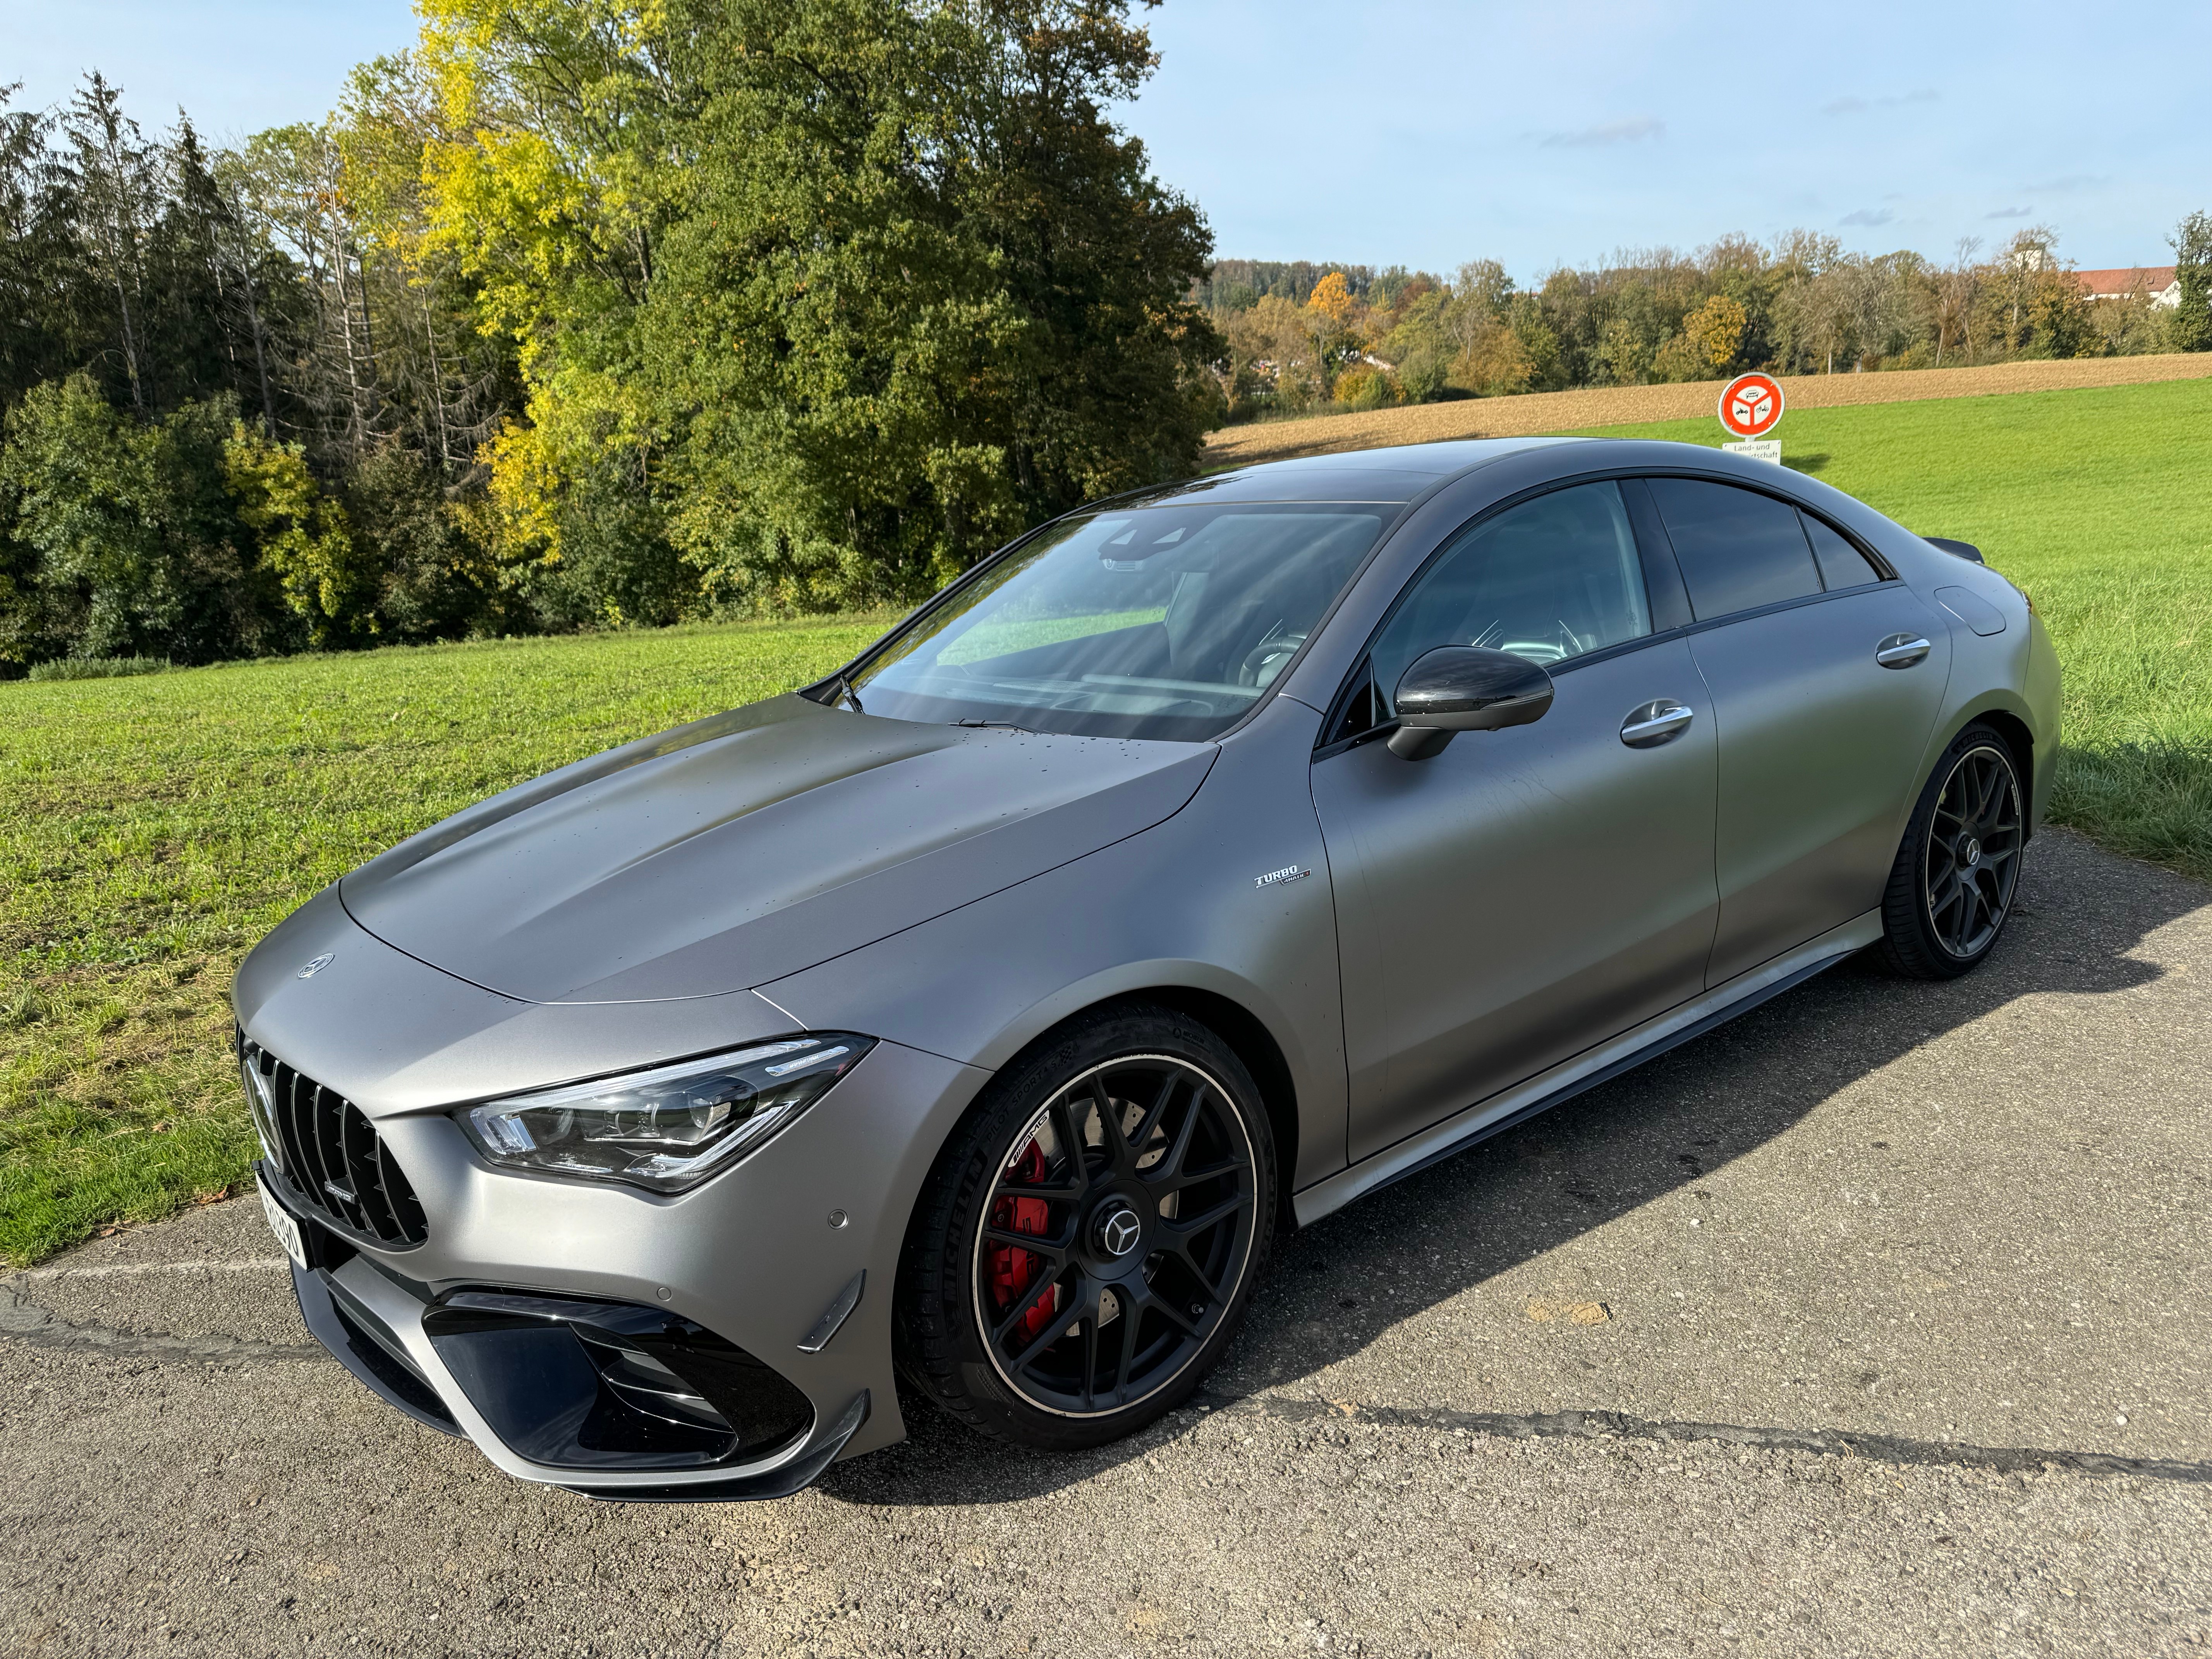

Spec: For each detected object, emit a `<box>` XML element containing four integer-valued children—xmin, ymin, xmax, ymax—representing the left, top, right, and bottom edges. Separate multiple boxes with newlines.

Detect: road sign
<box><xmin>1718</xmin><ymin>372</ymin><xmax>1784</xmax><ymax>439</ymax></box>
<box><xmin>1721</xmin><ymin>440</ymin><xmax>1782</xmax><ymax>465</ymax></box>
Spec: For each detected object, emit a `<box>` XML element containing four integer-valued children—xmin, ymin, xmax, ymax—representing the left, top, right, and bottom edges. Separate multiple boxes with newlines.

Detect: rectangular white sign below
<box><xmin>1722</xmin><ymin>440</ymin><xmax>1782</xmax><ymax>464</ymax></box>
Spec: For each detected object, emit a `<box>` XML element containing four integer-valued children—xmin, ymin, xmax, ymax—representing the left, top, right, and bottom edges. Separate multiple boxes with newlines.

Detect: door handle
<box><xmin>1620</xmin><ymin>700</ymin><xmax>1695</xmax><ymax>748</ymax></box>
<box><xmin>1875</xmin><ymin>633</ymin><xmax>1932</xmax><ymax>669</ymax></box>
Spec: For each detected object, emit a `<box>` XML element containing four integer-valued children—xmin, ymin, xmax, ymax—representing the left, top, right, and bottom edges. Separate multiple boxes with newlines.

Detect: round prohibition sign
<box><xmin>1717</xmin><ymin>371</ymin><xmax>1784</xmax><ymax>438</ymax></box>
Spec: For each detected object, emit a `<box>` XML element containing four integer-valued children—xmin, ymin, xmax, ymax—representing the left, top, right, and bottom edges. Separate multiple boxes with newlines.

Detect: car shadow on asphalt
<box><xmin>817</xmin><ymin>831</ymin><xmax>2203</xmax><ymax>1507</ymax></box>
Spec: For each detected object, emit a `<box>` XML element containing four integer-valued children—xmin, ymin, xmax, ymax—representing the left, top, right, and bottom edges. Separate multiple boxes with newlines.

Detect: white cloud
<box><xmin>1536</xmin><ymin>117</ymin><xmax>1664</xmax><ymax>149</ymax></box>
<box><xmin>1822</xmin><ymin>89</ymin><xmax>1941</xmax><ymax>116</ymax></box>
<box><xmin>1841</xmin><ymin>208</ymin><xmax>1896</xmax><ymax>227</ymax></box>
<box><xmin>1985</xmin><ymin>204</ymin><xmax>2034</xmax><ymax>220</ymax></box>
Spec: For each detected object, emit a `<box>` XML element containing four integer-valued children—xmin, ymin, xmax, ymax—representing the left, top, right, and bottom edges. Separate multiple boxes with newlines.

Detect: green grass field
<box><xmin>1575</xmin><ymin>375</ymin><xmax>2212</xmax><ymax>882</ymax></box>
<box><xmin>0</xmin><ymin>615</ymin><xmax>895</xmax><ymax>1263</ymax></box>
<box><xmin>3</xmin><ymin>374</ymin><xmax>2210</xmax><ymax>1265</ymax></box>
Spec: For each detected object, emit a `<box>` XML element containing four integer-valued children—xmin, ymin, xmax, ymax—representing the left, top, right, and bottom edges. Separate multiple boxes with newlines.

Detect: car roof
<box><xmin>1124</xmin><ymin>436</ymin><xmax>1590</xmax><ymax>507</ymax></box>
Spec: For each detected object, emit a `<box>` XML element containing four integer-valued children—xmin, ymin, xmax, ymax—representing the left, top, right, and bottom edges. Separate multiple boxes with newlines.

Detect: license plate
<box><xmin>258</xmin><ymin>1172</ymin><xmax>308</xmax><ymax>1271</ymax></box>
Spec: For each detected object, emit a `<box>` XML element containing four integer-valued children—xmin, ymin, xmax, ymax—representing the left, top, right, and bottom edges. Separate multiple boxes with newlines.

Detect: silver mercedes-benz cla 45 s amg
<box><xmin>233</xmin><ymin>437</ymin><xmax>2057</xmax><ymax>1499</ymax></box>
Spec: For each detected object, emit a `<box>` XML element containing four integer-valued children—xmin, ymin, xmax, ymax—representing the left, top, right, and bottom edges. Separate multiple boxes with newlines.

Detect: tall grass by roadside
<box><xmin>26</xmin><ymin>655</ymin><xmax>171</xmax><ymax>682</ymax></box>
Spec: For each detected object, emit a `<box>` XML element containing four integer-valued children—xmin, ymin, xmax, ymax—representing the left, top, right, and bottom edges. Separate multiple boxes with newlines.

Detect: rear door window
<box><xmin>1645</xmin><ymin>478</ymin><xmax>1821</xmax><ymax>620</ymax></box>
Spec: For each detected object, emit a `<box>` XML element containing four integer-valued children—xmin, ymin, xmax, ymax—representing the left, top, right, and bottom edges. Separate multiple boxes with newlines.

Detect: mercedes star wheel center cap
<box><xmin>1962</xmin><ymin>837</ymin><xmax>1982</xmax><ymax>868</ymax></box>
<box><xmin>1095</xmin><ymin>1202</ymin><xmax>1142</xmax><ymax>1259</ymax></box>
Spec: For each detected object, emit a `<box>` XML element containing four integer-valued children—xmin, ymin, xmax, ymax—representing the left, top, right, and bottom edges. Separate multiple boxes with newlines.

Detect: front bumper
<box><xmin>287</xmin><ymin>1247</ymin><xmax>871</xmax><ymax>1500</ymax></box>
<box><xmin>258</xmin><ymin>1035</ymin><xmax>991</xmax><ymax>1500</ymax></box>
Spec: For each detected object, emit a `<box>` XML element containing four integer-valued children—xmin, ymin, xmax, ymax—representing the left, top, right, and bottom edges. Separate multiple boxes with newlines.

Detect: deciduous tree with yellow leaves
<box><xmin>398</xmin><ymin>0</ymin><xmax>1221</xmax><ymax>613</ymax></box>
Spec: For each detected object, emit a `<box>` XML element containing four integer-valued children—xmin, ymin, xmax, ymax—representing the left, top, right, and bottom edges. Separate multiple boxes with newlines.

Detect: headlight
<box><xmin>457</xmin><ymin>1034</ymin><xmax>875</xmax><ymax>1195</ymax></box>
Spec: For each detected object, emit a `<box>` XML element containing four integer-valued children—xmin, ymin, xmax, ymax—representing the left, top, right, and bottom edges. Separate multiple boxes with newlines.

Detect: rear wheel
<box><xmin>1879</xmin><ymin>723</ymin><xmax>2025</xmax><ymax>978</ymax></box>
<box><xmin>896</xmin><ymin>1005</ymin><xmax>1275</xmax><ymax>1449</ymax></box>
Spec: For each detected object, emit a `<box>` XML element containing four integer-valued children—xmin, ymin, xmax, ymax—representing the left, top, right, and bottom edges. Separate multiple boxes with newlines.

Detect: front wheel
<box><xmin>896</xmin><ymin>1005</ymin><xmax>1276</xmax><ymax>1450</ymax></box>
<box><xmin>1878</xmin><ymin>723</ymin><xmax>2025</xmax><ymax>978</ymax></box>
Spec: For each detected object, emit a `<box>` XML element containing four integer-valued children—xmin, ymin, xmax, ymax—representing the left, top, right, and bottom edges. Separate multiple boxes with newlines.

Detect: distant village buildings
<box><xmin>2074</xmin><ymin>266</ymin><xmax>2181</xmax><ymax>307</ymax></box>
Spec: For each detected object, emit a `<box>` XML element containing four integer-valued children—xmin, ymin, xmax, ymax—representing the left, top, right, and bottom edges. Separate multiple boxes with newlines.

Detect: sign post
<box><xmin>1717</xmin><ymin>371</ymin><xmax>1784</xmax><ymax>463</ymax></box>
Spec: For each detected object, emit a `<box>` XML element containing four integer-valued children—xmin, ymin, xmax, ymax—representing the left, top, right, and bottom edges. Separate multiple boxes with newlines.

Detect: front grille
<box><xmin>240</xmin><ymin>1037</ymin><xmax>428</xmax><ymax>1247</ymax></box>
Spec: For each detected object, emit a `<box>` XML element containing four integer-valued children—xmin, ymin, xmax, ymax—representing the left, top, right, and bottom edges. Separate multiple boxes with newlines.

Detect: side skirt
<box><xmin>1291</xmin><ymin>910</ymin><xmax>1882</xmax><ymax>1228</ymax></box>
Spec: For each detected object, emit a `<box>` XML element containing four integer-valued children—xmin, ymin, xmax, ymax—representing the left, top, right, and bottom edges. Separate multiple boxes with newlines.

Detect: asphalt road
<box><xmin>5</xmin><ymin>828</ymin><xmax>2209</xmax><ymax>1658</ymax></box>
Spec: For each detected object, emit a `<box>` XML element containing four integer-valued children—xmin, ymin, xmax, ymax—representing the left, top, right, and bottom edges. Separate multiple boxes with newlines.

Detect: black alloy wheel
<box><xmin>1880</xmin><ymin>723</ymin><xmax>2025</xmax><ymax>978</ymax></box>
<box><xmin>897</xmin><ymin>1006</ymin><xmax>1274</xmax><ymax>1449</ymax></box>
<box><xmin>973</xmin><ymin>1054</ymin><xmax>1259</xmax><ymax>1415</ymax></box>
<box><xmin>1923</xmin><ymin>744</ymin><xmax>2024</xmax><ymax>957</ymax></box>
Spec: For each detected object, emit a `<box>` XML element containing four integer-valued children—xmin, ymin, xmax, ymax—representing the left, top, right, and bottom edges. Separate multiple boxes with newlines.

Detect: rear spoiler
<box><xmin>1923</xmin><ymin>536</ymin><xmax>1984</xmax><ymax>564</ymax></box>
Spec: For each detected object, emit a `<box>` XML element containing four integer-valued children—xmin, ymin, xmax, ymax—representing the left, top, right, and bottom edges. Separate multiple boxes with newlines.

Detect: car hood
<box><xmin>340</xmin><ymin>694</ymin><xmax>1215</xmax><ymax>1003</ymax></box>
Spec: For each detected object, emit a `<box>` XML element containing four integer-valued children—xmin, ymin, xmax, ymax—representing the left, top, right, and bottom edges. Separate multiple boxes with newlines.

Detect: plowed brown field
<box><xmin>1204</xmin><ymin>351</ymin><xmax>2212</xmax><ymax>467</ymax></box>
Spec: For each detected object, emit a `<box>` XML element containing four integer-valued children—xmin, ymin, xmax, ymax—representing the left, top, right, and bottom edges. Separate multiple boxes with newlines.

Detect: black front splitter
<box><xmin>564</xmin><ymin>1389</ymin><xmax>872</xmax><ymax>1504</ymax></box>
<box><xmin>292</xmin><ymin>1263</ymin><xmax>466</xmax><ymax>1438</ymax></box>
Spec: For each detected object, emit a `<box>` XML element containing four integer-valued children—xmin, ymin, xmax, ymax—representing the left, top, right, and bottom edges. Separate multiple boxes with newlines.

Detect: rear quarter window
<box><xmin>1800</xmin><ymin>511</ymin><xmax>1882</xmax><ymax>589</ymax></box>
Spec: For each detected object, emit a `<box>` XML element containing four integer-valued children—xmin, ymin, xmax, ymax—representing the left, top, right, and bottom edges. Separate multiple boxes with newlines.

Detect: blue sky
<box><xmin>2</xmin><ymin>1</ymin><xmax>419</xmax><ymax>143</ymax></box>
<box><xmin>6</xmin><ymin>0</ymin><xmax>2204</xmax><ymax>280</ymax></box>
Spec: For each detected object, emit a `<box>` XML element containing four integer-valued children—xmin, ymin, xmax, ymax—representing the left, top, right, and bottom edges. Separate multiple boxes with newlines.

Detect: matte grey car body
<box><xmin>233</xmin><ymin>436</ymin><xmax>2058</xmax><ymax>1497</ymax></box>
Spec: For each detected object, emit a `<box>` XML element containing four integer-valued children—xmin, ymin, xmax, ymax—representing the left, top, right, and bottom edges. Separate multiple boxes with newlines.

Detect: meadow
<box><xmin>3</xmin><ymin>374</ymin><xmax>2209</xmax><ymax>1263</ymax></box>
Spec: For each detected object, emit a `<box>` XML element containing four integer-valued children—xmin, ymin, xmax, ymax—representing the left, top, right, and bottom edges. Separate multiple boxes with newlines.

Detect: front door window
<box><xmin>1368</xmin><ymin>481</ymin><xmax>1653</xmax><ymax>698</ymax></box>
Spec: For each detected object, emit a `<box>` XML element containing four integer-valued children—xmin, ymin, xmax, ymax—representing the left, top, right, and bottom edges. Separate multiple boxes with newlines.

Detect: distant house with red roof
<box><xmin>2073</xmin><ymin>266</ymin><xmax>2180</xmax><ymax>307</ymax></box>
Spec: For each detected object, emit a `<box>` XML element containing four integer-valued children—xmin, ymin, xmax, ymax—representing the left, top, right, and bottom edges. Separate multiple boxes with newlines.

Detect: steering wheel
<box><xmin>1238</xmin><ymin>632</ymin><xmax>1305</xmax><ymax>688</ymax></box>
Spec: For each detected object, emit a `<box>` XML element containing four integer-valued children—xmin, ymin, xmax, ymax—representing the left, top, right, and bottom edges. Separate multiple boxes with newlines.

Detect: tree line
<box><xmin>1206</xmin><ymin>223</ymin><xmax>2212</xmax><ymax>421</ymax></box>
<box><xmin>0</xmin><ymin>0</ymin><xmax>1220</xmax><ymax>673</ymax></box>
<box><xmin>0</xmin><ymin>0</ymin><xmax>2206</xmax><ymax>675</ymax></box>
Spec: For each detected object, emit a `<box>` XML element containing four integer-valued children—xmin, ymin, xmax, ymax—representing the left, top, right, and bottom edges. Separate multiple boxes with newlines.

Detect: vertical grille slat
<box><xmin>297</xmin><ymin>1078</ymin><xmax>334</xmax><ymax>1207</ymax></box>
<box><xmin>345</xmin><ymin>1103</ymin><xmax>398</xmax><ymax>1239</ymax></box>
<box><xmin>275</xmin><ymin>1063</ymin><xmax>316</xmax><ymax>1195</ymax></box>
<box><xmin>240</xmin><ymin>1038</ymin><xmax>427</xmax><ymax>1249</ymax></box>
<box><xmin>321</xmin><ymin>1088</ymin><xmax>366</xmax><ymax>1230</ymax></box>
<box><xmin>312</xmin><ymin>1087</ymin><xmax>352</xmax><ymax>1224</ymax></box>
<box><xmin>249</xmin><ymin>1048</ymin><xmax>290</xmax><ymax>1184</ymax></box>
<box><xmin>378</xmin><ymin>1139</ymin><xmax>428</xmax><ymax>1243</ymax></box>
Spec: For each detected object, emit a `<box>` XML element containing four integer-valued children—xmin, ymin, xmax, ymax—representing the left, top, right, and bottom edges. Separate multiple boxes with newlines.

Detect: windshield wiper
<box><xmin>951</xmin><ymin>718</ymin><xmax>1033</xmax><ymax>731</ymax></box>
<box><xmin>826</xmin><ymin>673</ymin><xmax>864</xmax><ymax>714</ymax></box>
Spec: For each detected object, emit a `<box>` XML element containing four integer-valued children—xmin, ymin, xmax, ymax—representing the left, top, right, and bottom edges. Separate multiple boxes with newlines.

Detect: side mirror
<box><xmin>1386</xmin><ymin>646</ymin><xmax>1555</xmax><ymax>760</ymax></box>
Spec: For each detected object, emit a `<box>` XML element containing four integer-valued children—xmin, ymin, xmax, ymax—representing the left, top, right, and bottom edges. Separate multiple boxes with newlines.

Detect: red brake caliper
<box><xmin>988</xmin><ymin>1139</ymin><xmax>1060</xmax><ymax>1346</ymax></box>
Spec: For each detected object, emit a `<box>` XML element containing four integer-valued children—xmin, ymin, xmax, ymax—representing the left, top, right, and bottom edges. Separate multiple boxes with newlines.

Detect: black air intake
<box><xmin>240</xmin><ymin>1036</ymin><xmax>428</xmax><ymax>1248</ymax></box>
<box><xmin>421</xmin><ymin>1290</ymin><xmax>815</xmax><ymax>1471</ymax></box>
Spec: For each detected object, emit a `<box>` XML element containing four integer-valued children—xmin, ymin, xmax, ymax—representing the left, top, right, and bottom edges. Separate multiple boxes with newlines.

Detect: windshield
<box><xmin>848</xmin><ymin>504</ymin><xmax>1394</xmax><ymax>740</ymax></box>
